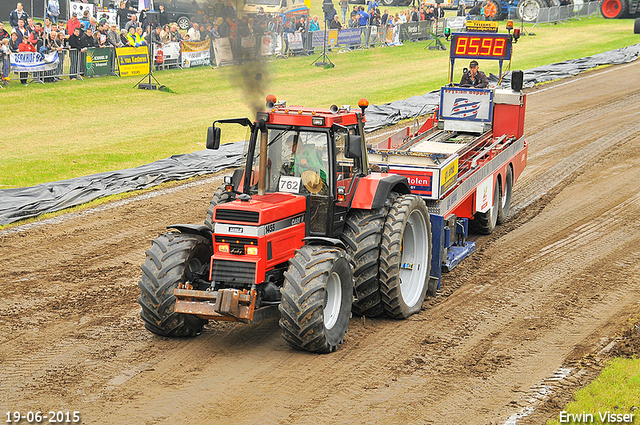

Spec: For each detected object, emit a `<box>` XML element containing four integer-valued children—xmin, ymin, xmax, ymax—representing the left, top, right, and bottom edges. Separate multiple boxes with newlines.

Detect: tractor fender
<box><xmin>350</xmin><ymin>173</ymin><xmax>411</xmax><ymax>210</ymax></box>
<box><xmin>303</xmin><ymin>236</ymin><xmax>347</xmax><ymax>250</ymax></box>
<box><xmin>167</xmin><ymin>224</ymin><xmax>213</xmax><ymax>241</ymax></box>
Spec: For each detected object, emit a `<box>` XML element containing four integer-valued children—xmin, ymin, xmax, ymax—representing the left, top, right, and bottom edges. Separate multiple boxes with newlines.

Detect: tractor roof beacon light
<box><xmin>358</xmin><ymin>98</ymin><xmax>369</xmax><ymax>117</ymax></box>
<box><xmin>513</xmin><ymin>28</ymin><xmax>521</xmax><ymax>42</ymax></box>
<box><xmin>506</xmin><ymin>20</ymin><xmax>513</xmax><ymax>30</ymax></box>
<box><xmin>266</xmin><ymin>94</ymin><xmax>277</xmax><ymax>109</ymax></box>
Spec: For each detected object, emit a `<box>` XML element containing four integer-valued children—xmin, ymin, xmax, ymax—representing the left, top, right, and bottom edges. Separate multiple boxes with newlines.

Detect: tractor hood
<box><xmin>213</xmin><ymin>192</ymin><xmax>306</xmax><ymax>226</ymax></box>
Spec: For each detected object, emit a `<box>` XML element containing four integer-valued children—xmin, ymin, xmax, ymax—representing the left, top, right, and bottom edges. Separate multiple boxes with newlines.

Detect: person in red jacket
<box><xmin>66</xmin><ymin>12</ymin><xmax>81</xmax><ymax>35</ymax></box>
<box><xmin>17</xmin><ymin>35</ymin><xmax>35</xmax><ymax>84</ymax></box>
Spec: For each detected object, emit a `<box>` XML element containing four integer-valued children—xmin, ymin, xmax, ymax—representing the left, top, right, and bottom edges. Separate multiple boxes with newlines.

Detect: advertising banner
<box><xmin>337</xmin><ymin>28</ymin><xmax>361</xmax><ymax>46</ymax></box>
<box><xmin>85</xmin><ymin>47</ymin><xmax>111</xmax><ymax>76</ymax></box>
<box><xmin>439</xmin><ymin>87</ymin><xmax>493</xmax><ymax>122</ymax></box>
<box><xmin>286</xmin><ymin>32</ymin><xmax>304</xmax><ymax>51</ymax></box>
<box><xmin>213</xmin><ymin>38</ymin><xmax>233</xmax><ymax>66</ymax></box>
<box><xmin>10</xmin><ymin>51</ymin><xmax>59</xmax><ymax>72</ymax></box>
<box><xmin>260</xmin><ymin>36</ymin><xmax>275</xmax><ymax>56</ymax></box>
<box><xmin>69</xmin><ymin>1</ymin><xmax>94</xmax><ymax>19</ymax></box>
<box><xmin>160</xmin><ymin>41</ymin><xmax>180</xmax><ymax>61</ymax></box>
<box><xmin>465</xmin><ymin>20</ymin><xmax>499</xmax><ymax>32</ymax></box>
<box><xmin>116</xmin><ymin>46</ymin><xmax>148</xmax><ymax>76</ymax></box>
<box><xmin>181</xmin><ymin>39</ymin><xmax>211</xmax><ymax>67</ymax></box>
<box><xmin>96</xmin><ymin>10</ymin><xmax>117</xmax><ymax>26</ymax></box>
<box><xmin>400</xmin><ymin>21</ymin><xmax>431</xmax><ymax>41</ymax></box>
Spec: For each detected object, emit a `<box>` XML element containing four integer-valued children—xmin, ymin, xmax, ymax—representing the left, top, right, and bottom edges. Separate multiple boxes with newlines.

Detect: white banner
<box><xmin>96</xmin><ymin>10</ymin><xmax>117</xmax><ymax>26</ymax></box>
<box><xmin>161</xmin><ymin>41</ymin><xmax>180</xmax><ymax>61</ymax></box>
<box><xmin>475</xmin><ymin>174</ymin><xmax>494</xmax><ymax>213</ymax></box>
<box><xmin>69</xmin><ymin>2</ymin><xmax>94</xmax><ymax>19</ymax></box>
<box><xmin>440</xmin><ymin>87</ymin><xmax>493</xmax><ymax>122</ymax></box>
<box><xmin>260</xmin><ymin>36</ymin><xmax>274</xmax><ymax>56</ymax></box>
<box><xmin>286</xmin><ymin>32</ymin><xmax>304</xmax><ymax>51</ymax></box>
<box><xmin>213</xmin><ymin>38</ymin><xmax>233</xmax><ymax>66</ymax></box>
<box><xmin>181</xmin><ymin>39</ymin><xmax>211</xmax><ymax>68</ymax></box>
<box><xmin>10</xmin><ymin>51</ymin><xmax>59</xmax><ymax>72</ymax></box>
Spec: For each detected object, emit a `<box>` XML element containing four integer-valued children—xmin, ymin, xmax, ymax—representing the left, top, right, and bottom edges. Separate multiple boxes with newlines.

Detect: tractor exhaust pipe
<box><xmin>258</xmin><ymin>119</ymin><xmax>268</xmax><ymax>196</ymax></box>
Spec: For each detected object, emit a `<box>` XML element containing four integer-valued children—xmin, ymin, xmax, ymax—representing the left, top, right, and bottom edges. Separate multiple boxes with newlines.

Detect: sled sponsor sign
<box><xmin>387</xmin><ymin>166</ymin><xmax>438</xmax><ymax>199</ymax></box>
<box><xmin>85</xmin><ymin>47</ymin><xmax>111</xmax><ymax>77</ymax></box>
<box><xmin>439</xmin><ymin>87</ymin><xmax>493</xmax><ymax>122</ymax></box>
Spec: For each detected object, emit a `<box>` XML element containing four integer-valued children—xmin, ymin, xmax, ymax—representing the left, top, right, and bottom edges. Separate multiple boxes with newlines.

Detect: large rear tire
<box><xmin>516</xmin><ymin>0</ymin><xmax>546</xmax><ymax>22</ymax></box>
<box><xmin>341</xmin><ymin>208</ymin><xmax>387</xmax><ymax>317</ymax></box>
<box><xmin>470</xmin><ymin>177</ymin><xmax>500</xmax><ymax>235</ymax></box>
<box><xmin>138</xmin><ymin>232</ymin><xmax>210</xmax><ymax>337</ymax></box>
<box><xmin>634</xmin><ymin>17</ymin><xmax>640</xmax><ymax>33</ymax></box>
<box><xmin>279</xmin><ymin>246</ymin><xmax>354</xmax><ymax>353</ymax></box>
<box><xmin>497</xmin><ymin>167</ymin><xmax>513</xmax><ymax>225</ymax></box>
<box><xmin>379</xmin><ymin>194</ymin><xmax>432</xmax><ymax>319</ymax></box>
<box><xmin>204</xmin><ymin>185</ymin><xmax>235</xmax><ymax>230</ymax></box>
<box><xmin>600</xmin><ymin>0</ymin><xmax>629</xmax><ymax>18</ymax></box>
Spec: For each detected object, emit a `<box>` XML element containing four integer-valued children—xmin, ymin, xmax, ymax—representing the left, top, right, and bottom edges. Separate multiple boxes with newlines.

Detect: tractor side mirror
<box><xmin>345</xmin><ymin>134</ymin><xmax>362</xmax><ymax>159</ymax></box>
<box><xmin>207</xmin><ymin>126</ymin><xmax>221</xmax><ymax>150</ymax></box>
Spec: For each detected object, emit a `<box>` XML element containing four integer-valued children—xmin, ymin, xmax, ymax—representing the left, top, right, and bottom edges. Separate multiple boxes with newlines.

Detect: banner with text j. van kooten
<box><xmin>116</xmin><ymin>46</ymin><xmax>149</xmax><ymax>77</ymax></box>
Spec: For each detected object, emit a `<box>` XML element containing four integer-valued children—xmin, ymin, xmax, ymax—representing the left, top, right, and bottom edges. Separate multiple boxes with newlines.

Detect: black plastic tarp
<box><xmin>2</xmin><ymin>43</ymin><xmax>640</xmax><ymax>226</ymax></box>
<box><xmin>0</xmin><ymin>142</ymin><xmax>245</xmax><ymax>226</ymax></box>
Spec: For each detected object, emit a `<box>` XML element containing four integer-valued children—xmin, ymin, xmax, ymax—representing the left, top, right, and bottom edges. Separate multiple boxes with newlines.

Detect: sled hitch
<box><xmin>174</xmin><ymin>286</ymin><xmax>258</xmax><ymax>323</ymax></box>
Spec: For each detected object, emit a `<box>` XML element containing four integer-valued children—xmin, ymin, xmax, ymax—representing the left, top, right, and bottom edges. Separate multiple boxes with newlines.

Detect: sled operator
<box><xmin>460</xmin><ymin>60</ymin><xmax>489</xmax><ymax>88</ymax></box>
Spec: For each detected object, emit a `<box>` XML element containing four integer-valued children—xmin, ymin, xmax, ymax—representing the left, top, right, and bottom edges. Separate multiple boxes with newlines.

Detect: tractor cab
<box><xmin>207</xmin><ymin>97</ymin><xmax>369</xmax><ymax>239</ymax></box>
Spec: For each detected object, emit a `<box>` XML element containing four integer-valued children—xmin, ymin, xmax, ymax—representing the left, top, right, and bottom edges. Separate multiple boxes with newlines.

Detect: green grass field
<box><xmin>1</xmin><ymin>16</ymin><xmax>638</xmax><ymax>189</ymax></box>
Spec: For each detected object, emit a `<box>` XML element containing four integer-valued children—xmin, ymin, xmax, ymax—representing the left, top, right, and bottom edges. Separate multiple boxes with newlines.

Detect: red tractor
<box><xmin>138</xmin><ymin>98</ymin><xmax>431</xmax><ymax>353</ymax></box>
<box><xmin>138</xmin><ymin>33</ymin><xmax>528</xmax><ymax>354</ymax></box>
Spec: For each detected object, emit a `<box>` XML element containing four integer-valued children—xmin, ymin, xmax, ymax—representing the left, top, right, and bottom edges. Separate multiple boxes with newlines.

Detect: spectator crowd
<box><xmin>0</xmin><ymin>0</ymin><xmax>494</xmax><ymax>85</ymax></box>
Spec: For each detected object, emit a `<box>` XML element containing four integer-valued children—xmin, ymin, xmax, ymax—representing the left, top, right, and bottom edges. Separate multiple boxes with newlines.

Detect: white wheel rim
<box><xmin>324</xmin><ymin>272</ymin><xmax>341</xmax><ymax>330</ymax></box>
<box><xmin>520</xmin><ymin>0</ymin><xmax>540</xmax><ymax>21</ymax></box>
<box><xmin>399</xmin><ymin>208</ymin><xmax>429</xmax><ymax>308</ymax></box>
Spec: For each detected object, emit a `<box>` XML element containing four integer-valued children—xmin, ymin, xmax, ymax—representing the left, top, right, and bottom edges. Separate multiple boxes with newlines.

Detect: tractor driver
<box><xmin>285</xmin><ymin>134</ymin><xmax>327</xmax><ymax>190</ymax></box>
<box><xmin>460</xmin><ymin>60</ymin><xmax>489</xmax><ymax>88</ymax></box>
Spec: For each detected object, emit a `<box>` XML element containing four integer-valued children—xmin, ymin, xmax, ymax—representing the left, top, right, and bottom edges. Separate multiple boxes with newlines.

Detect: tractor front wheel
<box><xmin>379</xmin><ymin>194</ymin><xmax>432</xmax><ymax>319</ymax></box>
<box><xmin>279</xmin><ymin>246</ymin><xmax>354</xmax><ymax>353</ymax></box>
<box><xmin>138</xmin><ymin>232</ymin><xmax>210</xmax><ymax>337</ymax></box>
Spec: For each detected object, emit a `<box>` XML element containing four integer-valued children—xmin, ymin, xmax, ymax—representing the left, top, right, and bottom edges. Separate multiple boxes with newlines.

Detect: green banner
<box><xmin>85</xmin><ymin>47</ymin><xmax>112</xmax><ymax>77</ymax></box>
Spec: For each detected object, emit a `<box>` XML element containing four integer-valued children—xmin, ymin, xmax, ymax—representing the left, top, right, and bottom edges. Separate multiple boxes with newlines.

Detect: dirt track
<box><xmin>2</xmin><ymin>62</ymin><xmax>640</xmax><ymax>425</ymax></box>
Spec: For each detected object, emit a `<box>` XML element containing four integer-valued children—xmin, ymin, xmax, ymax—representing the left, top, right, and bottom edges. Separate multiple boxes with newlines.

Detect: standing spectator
<box><xmin>410</xmin><ymin>6</ymin><xmax>419</xmax><ymax>21</ymax></box>
<box><xmin>348</xmin><ymin>14</ymin><xmax>359</xmax><ymax>28</ymax></box>
<box><xmin>0</xmin><ymin>22</ymin><xmax>10</xmax><ymax>41</ymax></box>
<box><xmin>119</xmin><ymin>29</ymin><xmax>129</xmax><ymax>46</ymax></box>
<box><xmin>330</xmin><ymin>13</ymin><xmax>342</xmax><ymax>29</ymax></box>
<box><xmin>457</xmin><ymin>0</ymin><xmax>466</xmax><ymax>16</ymax></box>
<box><xmin>125</xmin><ymin>13</ymin><xmax>140</xmax><ymax>33</ymax></box>
<box><xmin>13</xmin><ymin>18</ymin><xmax>30</xmax><ymax>45</ymax></box>
<box><xmin>29</xmin><ymin>22</ymin><xmax>45</xmax><ymax>53</ymax></box>
<box><xmin>9</xmin><ymin>3</ymin><xmax>30</xmax><ymax>28</ymax></box>
<box><xmin>381</xmin><ymin>9</ymin><xmax>389</xmax><ymax>25</ymax></box>
<box><xmin>81</xmin><ymin>28</ymin><xmax>96</xmax><ymax>48</ymax></box>
<box><xmin>219</xmin><ymin>16</ymin><xmax>231</xmax><ymax>38</ymax></box>
<box><xmin>160</xmin><ymin>24</ymin><xmax>171</xmax><ymax>43</ymax></box>
<box><xmin>169</xmin><ymin>23</ymin><xmax>182</xmax><ymax>42</ymax></box>
<box><xmin>68</xmin><ymin>27</ymin><xmax>86</xmax><ymax>79</ymax></box>
<box><xmin>256</xmin><ymin>7</ymin><xmax>267</xmax><ymax>23</ymax></box>
<box><xmin>158</xmin><ymin>5</ymin><xmax>169</xmax><ymax>26</ymax></box>
<box><xmin>88</xmin><ymin>17</ymin><xmax>98</xmax><ymax>33</ymax></box>
<box><xmin>43</xmin><ymin>17</ymin><xmax>53</xmax><ymax>35</ymax></box>
<box><xmin>309</xmin><ymin>15</ymin><xmax>320</xmax><ymax>31</ymax></box>
<box><xmin>67</xmin><ymin>12</ymin><xmax>81</xmax><ymax>35</ymax></box>
<box><xmin>0</xmin><ymin>38</ymin><xmax>10</xmax><ymax>84</ymax></box>
<box><xmin>212</xmin><ymin>0</ymin><xmax>224</xmax><ymax>22</ymax></box>
<box><xmin>79</xmin><ymin>10</ymin><xmax>91</xmax><ymax>31</ymax></box>
<box><xmin>47</xmin><ymin>0</ymin><xmax>60</xmax><ymax>24</ymax></box>
<box><xmin>187</xmin><ymin>22</ymin><xmax>201</xmax><ymax>41</ymax></box>
<box><xmin>107</xmin><ymin>24</ymin><xmax>121</xmax><ymax>47</ymax></box>
<box><xmin>358</xmin><ymin>7</ymin><xmax>370</xmax><ymax>26</ymax></box>
<box><xmin>223</xmin><ymin>1</ymin><xmax>237</xmax><ymax>19</ymax></box>
<box><xmin>147</xmin><ymin>24</ymin><xmax>163</xmax><ymax>48</ymax></box>
<box><xmin>367</xmin><ymin>0</ymin><xmax>379</xmax><ymax>14</ymax></box>
<box><xmin>117</xmin><ymin>1</ymin><xmax>130</xmax><ymax>30</ymax></box>
<box><xmin>201</xmin><ymin>22</ymin><xmax>214</xmax><ymax>40</ymax></box>
<box><xmin>26</xmin><ymin>17</ymin><xmax>37</xmax><ymax>35</ymax></box>
<box><xmin>18</xmin><ymin>31</ymin><xmax>35</xmax><ymax>84</ymax></box>
<box><xmin>339</xmin><ymin>0</ymin><xmax>349</xmax><ymax>24</ymax></box>
<box><xmin>484</xmin><ymin>0</ymin><xmax>497</xmax><ymax>19</ymax></box>
<box><xmin>9</xmin><ymin>31</ymin><xmax>20</xmax><ymax>53</ymax></box>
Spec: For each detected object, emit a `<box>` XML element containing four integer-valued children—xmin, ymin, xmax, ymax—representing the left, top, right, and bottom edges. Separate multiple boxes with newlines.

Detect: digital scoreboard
<box><xmin>450</xmin><ymin>33</ymin><xmax>512</xmax><ymax>61</ymax></box>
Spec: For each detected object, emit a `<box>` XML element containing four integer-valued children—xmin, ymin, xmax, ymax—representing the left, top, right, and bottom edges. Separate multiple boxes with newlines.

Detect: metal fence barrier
<box><xmin>534</xmin><ymin>1</ymin><xmax>601</xmax><ymax>25</ymax></box>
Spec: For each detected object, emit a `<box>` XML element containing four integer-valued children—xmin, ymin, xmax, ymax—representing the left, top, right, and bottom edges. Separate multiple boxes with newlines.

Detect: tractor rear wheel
<box><xmin>342</xmin><ymin>208</ymin><xmax>388</xmax><ymax>317</ymax></box>
<box><xmin>497</xmin><ymin>167</ymin><xmax>513</xmax><ymax>225</ymax></box>
<box><xmin>379</xmin><ymin>194</ymin><xmax>432</xmax><ymax>319</ymax></box>
<box><xmin>634</xmin><ymin>17</ymin><xmax>640</xmax><ymax>33</ymax></box>
<box><xmin>516</xmin><ymin>0</ymin><xmax>546</xmax><ymax>22</ymax></box>
<box><xmin>470</xmin><ymin>178</ymin><xmax>500</xmax><ymax>235</ymax></box>
<box><xmin>204</xmin><ymin>185</ymin><xmax>235</xmax><ymax>229</ymax></box>
<box><xmin>138</xmin><ymin>232</ymin><xmax>210</xmax><ymax>337</ymax></box>
<box><xmin>600</xmin><ymin>0</ymin><xmax>629</xmax><ymax>18</ymax></box>
<box><xmin>279</xmin><ymin>246</ymin><xmax>354</xmax><ymax>353</ymax></box>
